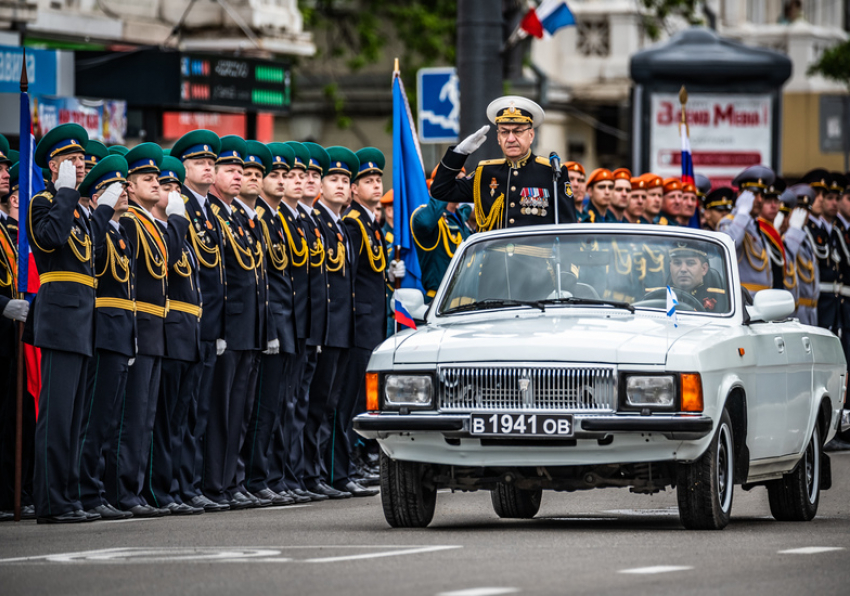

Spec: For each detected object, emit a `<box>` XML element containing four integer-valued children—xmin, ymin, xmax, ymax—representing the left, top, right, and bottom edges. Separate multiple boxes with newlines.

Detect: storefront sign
<box><xmin>0</xmin><ymin>46</ymin><xmax>57</xmax><ymax>96</ymax></box>
<box><xmin>33</xmin><ymin>96</ymin><xmax>127</xmax><ymax>144</ymax></box>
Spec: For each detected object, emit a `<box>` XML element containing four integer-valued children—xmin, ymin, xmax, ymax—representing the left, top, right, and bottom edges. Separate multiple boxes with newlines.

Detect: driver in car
<box><xmin>669</xmin><ymin>243</ymin><xmax>728</xmax><ymax>312</ymax></box>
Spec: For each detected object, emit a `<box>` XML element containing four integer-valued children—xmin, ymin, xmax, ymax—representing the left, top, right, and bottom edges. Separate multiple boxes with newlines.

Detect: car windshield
<box><xmin>438</xmin><ymin>232</ymin><xmax>732</xmax><ymax>316</ymax></box>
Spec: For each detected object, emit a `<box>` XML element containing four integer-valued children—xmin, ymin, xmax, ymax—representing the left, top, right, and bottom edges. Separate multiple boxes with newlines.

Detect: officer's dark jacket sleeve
<box><xmin>429</xmin><ymin>148</ymin><xmax>474</xmax><ymax>204</ymax></box>
<box><xmin>164</xmin><ymin>214</ymin><xmax>191</xmax><ymax>268</ymax></box>
<box><xmin>557</xmin><ymin>165</ymin><xmax>578</xmax><ymax>224</ymax></box>
<box><xmin>29</xmin><ymin>186</ymin><xmax>81</xmax><ymax>250</ymax></box>
<box><xmin>91</xmin><ymin>204</ymin><xmax>115</xmax><ymax>261</ymax></box>
<box><xmin>412</xmin><ymin>197</ymin><xmax>451</xmax><ymax>246</ymax></box>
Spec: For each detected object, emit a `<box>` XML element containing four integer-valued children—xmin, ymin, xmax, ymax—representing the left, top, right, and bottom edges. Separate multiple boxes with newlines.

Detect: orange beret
<box><xmin>642</xmin><ymin>173</ymin><xmax>663</xmax><ymax>189</ymax></box>
<box><xmin>663</xmin><ymin>177</ymin><xmax>682</xmax><ymax>193</ymax></box>
<box><xmin>565</xmin><ymin>161</ymin><xmax>585</xmax><ymax>176</ymax></box>
<box><xmin>380</xmin><ymin>189</ymin><xmax>394</xmax><ymax>205</ymax></box>
<box><xmin>630</xmin><ymin>177</ymin><xmax>647</xmax><ymax>190</ymax></box>
<box><xmin>586</xmin><ymin>168</ymin><xmax>613</xmax><ymax>187</ymax></box>
<box><xmin>612</xmin><ymin>167</ymin><xmax>632</xmax><ymax>181</ymax></box>
<box><xmin>682</xmin><ymin>182</ymin><xmax>696</xmax><ymax>193</ymax></box>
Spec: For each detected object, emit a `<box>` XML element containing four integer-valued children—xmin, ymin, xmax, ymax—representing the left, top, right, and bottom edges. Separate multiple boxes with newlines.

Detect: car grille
<box><xmin>436</xmin><ymin>365</ymin><xmax>617</xmax><ymax>412</ymax></box>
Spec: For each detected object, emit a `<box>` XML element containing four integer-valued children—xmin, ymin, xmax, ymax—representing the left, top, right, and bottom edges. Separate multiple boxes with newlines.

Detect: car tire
<box><xmin>490</xmin><ymin>483</ymin><xmax>542</xmax><ymax>519</ymax></box>
<box><xmin>676</xmin><ymin>409</ymin><xmax>734</xmax><ymax>530</ymax></box>
<box><xmin>380</xmin><ymin>452</ymin><xmax>436</xmax><ymax>528</ymax></box>
<box><xmin>767</xmin><ymin>422</ymin><xmax>821</xmax><ymax>522</ymax></box>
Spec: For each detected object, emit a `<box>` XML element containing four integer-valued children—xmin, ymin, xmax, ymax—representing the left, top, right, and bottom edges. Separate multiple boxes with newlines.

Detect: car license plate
<box><xmin>470</xmin><ymin>413</ymin><xmax>574</xmax><ymax>437</ymax></box>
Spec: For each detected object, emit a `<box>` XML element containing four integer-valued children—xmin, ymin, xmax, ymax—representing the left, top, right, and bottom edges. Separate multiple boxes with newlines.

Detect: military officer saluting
<box><xmin>702</xmin><ymin>187</ymin><xmax>734</xmax><ymax>231</ymax></box>
<box><xmin>84</xmin><ymin>140</ymin><xmax>108</xmax><ymax>173</ymax></box>
<box><xmin>717</xmin><ymin>165</ymin><xmax>775</xmax><ymax>295</ymax></box>
<box><xmin>782</xmin><ymin>187</ymin><xmax>819</xmax><ymax>324</ymax></box>
<box><xmin>431</xmin><ymin>96</ymin><xmax>577</xmax><ymax>230</ymax></box>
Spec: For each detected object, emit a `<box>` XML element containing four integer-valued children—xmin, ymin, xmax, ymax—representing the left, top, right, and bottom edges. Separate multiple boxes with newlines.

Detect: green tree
<box><xmin>808</xmin><ymin>39</ymin><xmax>850</xmax><ymax>90</ymax></box>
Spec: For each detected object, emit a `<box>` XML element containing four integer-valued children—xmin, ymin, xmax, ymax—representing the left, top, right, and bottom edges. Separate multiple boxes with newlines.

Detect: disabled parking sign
<box><xmin>417</xmin><ymin>67</ymin><xmax>459</xmax><ymax>144</ymax></box>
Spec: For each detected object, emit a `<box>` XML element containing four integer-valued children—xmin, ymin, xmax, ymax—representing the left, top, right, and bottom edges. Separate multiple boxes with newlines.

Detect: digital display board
<box><xmin>179</xmin><ymin>54</ymin><xmax>291</xmax><ymax>113</ymax></box>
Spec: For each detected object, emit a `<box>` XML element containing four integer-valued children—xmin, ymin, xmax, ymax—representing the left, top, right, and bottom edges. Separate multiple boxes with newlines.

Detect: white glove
<box><xmin>55</xmin><ymin>159</ymin><xmax>76</xmax><ymax>191</ymax></box>
<box><xmin>789</xmin><ymin>207</ymin><xmax>808</xmax><ymax>230</ymax></box>
<box><xmin>454</xmin><ymin>125</ymin><xmax>490</xmax><ymax>155</ymax></box>
<box><xmin>98</xmin><ymin>182</ymin><xmax>123</xmax><ymax>209</ymax></box>
<box><xmin>773</xmin><ymin>212</ymin><xmax>784</xmax><ymax>231</ymax></box>
<box><xmin>165</xmin><ymin>191</ymin><xmax>186</xmax><ymax>217</ymax></box>
<box><xmin>387</xmin><ymin>259</ymin><xmax>406</xmax><ymax>282</ymax></box>
<box><xmin>734</xmin><ymin>190</ymin><xmax>755</xmax><ymax>216</ymax></box>
<box><xmin>2</xmin><ymin>299</ymin><xmax>28</xmax><ymax>322</ymax></box>
<box><xmin>216</xmin><ymin>338</ymin><xmax>227</xmax><ymax>356</ymax></box>
<box><xmin>263</xmin><ymin>338</ymin><xmax>280</xmax><ymax>355</ymax></box>
<box><xmin>128</xmin><ymin>358</ymin><xmax>135</xmax><ymax>367</ymax></box>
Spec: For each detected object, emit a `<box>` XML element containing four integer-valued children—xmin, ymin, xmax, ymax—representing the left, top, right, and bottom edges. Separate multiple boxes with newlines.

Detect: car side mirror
<box><xmin>746</xmin><ymin>289</ymin><xmax>795</xmax><ymax>323</ymax></box>
<box><xmin>391</xmin><ymin>288</ymin><xmax>429</xmax><ymax>324</ymax></box>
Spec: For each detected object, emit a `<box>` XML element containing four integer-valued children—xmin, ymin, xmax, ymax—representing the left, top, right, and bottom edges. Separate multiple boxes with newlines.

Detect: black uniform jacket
<box><xmin>93</xmin><ymin>220</ymin><xmax>136</xmax><ymax>358</ymax></box>
<box><xmin>158</xmin><ymin>218</ymin><xmax>202</xmax><ymax>363</ymax></box>
<box><xmin>314</xmin><ymin>201</ymin><xmax>353</xmax><ymax>349</ymax></box>
<box><xmin>182</xmin><ymin>185</ymin><xmax>226</xmax><ymax>343</ymax></box>
<box><xmin>0</xmin><ymin>223</ymin><xmax>17</xmax><ymax>360</ymax></box>
<box><xmin>232</xmin><ymin>198</ymin><xmax>273</xmax><ymax>347</ymax></box>
<box><xmin>343</xmin><ymin>201</ymin><xmax>388</xmax><ymax>351</ymax></box>
<box><xmin>278</xmin><ymin>201</ymin><xmax>311</xmax><ymax>342</ymax></box>
<box><xmin>299</xmin><ymin>203</ymin><xmax>328</xmax><ymax>347</ymax></box>
<box><xmin>256</xmin><ymin>197</ymin><xmax>296</xmax><ymax>355</ymax></box>
<box><xmin>431</xmin><ymin>148</ymin><xmax>577</xmax><ymax>231</ymax></box>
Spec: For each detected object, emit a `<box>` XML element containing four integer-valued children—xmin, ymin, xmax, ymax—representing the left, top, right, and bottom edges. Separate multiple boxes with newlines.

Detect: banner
<box><xmin>32</xmin><ymin>96</ymin><xmax>127</xmax><ymax>144</ymax></box>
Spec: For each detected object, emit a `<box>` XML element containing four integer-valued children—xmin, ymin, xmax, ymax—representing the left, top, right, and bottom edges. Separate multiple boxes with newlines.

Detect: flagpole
<box><xmin>678</xmin><ymin>85</ymin><xmax>689</xmax><ymax>146</ymax></box>
<box><xmin>13</xmin><ymin>47</ymin><xmax>29</xmax><ymax>523</ymax></box>
<box><xmin>392</xmin><ymin>57</ymin><xmax>401</xmax><ymax>334</ymax></box>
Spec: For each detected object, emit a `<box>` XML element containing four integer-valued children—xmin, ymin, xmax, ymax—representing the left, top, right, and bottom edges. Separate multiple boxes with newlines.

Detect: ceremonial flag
<box><xmin>393</xmin><ymin>296</ymin><xmax>417</xmax><ymax>330</ymax></box>
<box><xmin>666</xmin><ymin>286</ymin><xmax>679</xmax><ymax>328</ymax></box>
<box><xmin>520</xmin><ymin>0</ymin><xmax>576</xmax><ymax>39</ymax></box>
<box><xmin>680</xmin><ymin>119</ymin><xmax>701</xmax><ymax>229</ymax></box>
<box><xmin>392</xmin><ymin>63</ymin><xmax>426</xmax><ymax>293</ymax></box>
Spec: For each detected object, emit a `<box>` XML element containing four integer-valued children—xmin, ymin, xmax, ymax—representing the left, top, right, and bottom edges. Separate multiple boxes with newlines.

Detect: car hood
<box><xmin>392</xmin><ymin>312</ymin><xmax>710</xmax><ymax>365</ymax></box>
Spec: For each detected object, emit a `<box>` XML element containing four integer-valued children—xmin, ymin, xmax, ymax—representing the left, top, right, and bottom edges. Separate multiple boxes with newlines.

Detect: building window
<box><xmin>577</xmin><ymin>19</ymin><xmax>610</xmax><ymax>57</ymax></box>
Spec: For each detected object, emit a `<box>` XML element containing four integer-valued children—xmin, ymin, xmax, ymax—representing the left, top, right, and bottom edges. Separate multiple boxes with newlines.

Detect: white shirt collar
<box><xmin>318</xmin><ymin>200</ymin><xmax>341</xmax><ymax>223</ymax></box>
<box><xmin>820</xmin><ymin>216</ymin><xmax>833</xmax><ymax>234</ymax></box>
<box><xmin>108</xmin><ymin>219</ymin><xmax>120</xmax><ymax>231</ymax></box>
<box><xmin>281</xmin><ymin>201</ymin><xmax>299</xmax><ymax>218</ymax></box>
<box><xmin>839</xmin><ymin>213</ymin><xmax>850</xmax><ymax>229</ymax></box>
<box><xmin>234</xmin><ymin>197</ymin><xmax>257</xmax><ymax>220</ymax></box>
<box><xmin>358</xmin><ymin>203</ymin><xmax>376</xmax><ymax>223</ymax></box>
<box><xmin>154</xmin><ymin>217</ymin><xmax>168</xmax><ymax>228</ymax></box>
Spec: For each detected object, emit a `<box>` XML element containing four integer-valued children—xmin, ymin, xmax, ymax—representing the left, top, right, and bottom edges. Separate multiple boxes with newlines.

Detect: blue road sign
<box><xmin>417</xmin><ymin>67</ymin><xmax>459</xmax><ymax>144</ymax></box>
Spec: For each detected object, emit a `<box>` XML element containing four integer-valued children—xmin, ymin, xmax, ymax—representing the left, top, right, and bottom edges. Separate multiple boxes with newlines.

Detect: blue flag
<box><xmin>392</xmin><ymin>70</ymin><xmax>427</xmax><ymax>293</ymax></box>
<box><xmin>18</xmin><ymin>89</ymin><xmax>44</xmax><ymax>295</ymax></box>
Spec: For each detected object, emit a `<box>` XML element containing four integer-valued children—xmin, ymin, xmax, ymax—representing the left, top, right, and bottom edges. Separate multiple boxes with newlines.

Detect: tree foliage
<box><xmin>808</xmin><ymin>39</ymin><xmax>850</xmax><ymax>90</ymax></box>
<box><xmin>639</xmin><ymin>0</ymin><xmax>703</xmax><ymax>40</ymax></box>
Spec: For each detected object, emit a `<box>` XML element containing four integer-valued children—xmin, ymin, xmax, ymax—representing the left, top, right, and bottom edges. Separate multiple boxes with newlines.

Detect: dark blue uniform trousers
<box><xmin>179</xmin><ymin>340</ymin><xmax>217</xmax><ymax>500</ymax></box>
<box><xmin>304</xmin><ymin>347</ymin><xmax>349</xmax><ymax>484</ymax></box>
<box><xmin>268</xmin><ymin>340</ymin><xmax>307</xmax><ymax>493</ymax></box>
<box><xmin>77</xmin><ymin>349</ymin><xmax>129</xmax><ymax>511</ymax></box>
<box><xmin>330</xmin><ymin>347</ymin><xmax>371</xmax><ymax>488</ymax></box>
<box><xmin>33</xmin><ymin>349</ymin><xmax>89</xmax><ymax>517</ymax></box>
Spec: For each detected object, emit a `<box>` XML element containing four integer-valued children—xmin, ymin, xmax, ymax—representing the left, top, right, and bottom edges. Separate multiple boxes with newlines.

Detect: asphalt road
<box><xmin>3</xmin><ymin>452</ymin><xmax>850</xmax><ymax>596</ymax></box>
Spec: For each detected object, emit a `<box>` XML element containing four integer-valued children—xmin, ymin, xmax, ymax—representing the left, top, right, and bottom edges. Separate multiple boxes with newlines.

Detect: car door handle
<box><xmin>774</xmin><ymin>337</ymin><xmax>785</xmax><ymax>353</ymax></box>
<box><xmin>802</xmin><ymin>337</ymin><xmax>812</xmax><ymax>353</ymax></box>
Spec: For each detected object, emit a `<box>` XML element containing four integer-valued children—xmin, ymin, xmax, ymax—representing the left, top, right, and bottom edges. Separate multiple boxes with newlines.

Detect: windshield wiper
<box><xmin>537</xmin><ymin>296</ymin><xmax>635</xmax><ymax>313</ymax></box>
<box><xmin>441</xmin><ymin>298</ymin><xmax>546</xmax><ymax>315</ymax></box>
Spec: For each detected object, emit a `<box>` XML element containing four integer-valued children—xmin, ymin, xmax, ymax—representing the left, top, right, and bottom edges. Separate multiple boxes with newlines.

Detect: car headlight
<box><xmin>625</xmin><ymin>375</ymin><xmax>676</xmax><ymax>407</ymax></box>
<box><xmin>384</xmin><ymin>375</ymin><xmax>434</xmax><ymax>407</ymax></box>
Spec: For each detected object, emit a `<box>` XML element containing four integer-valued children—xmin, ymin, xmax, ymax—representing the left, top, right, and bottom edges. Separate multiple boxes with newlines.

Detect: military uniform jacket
<box><xmin>0</xmin><ymin>222</ymin><xmax>18</xmax><ymax>360</ymax></box>
<box><xmin>158</xmin><ymin>219</ymin><xmax>202</xmax><ymax>363</ymax></box>
<box><xmin>411</xmin><ymin>198</ymin><xmax>472</xmax><ymax>298</ymax></box>
<box><xmin>182</xmin><ymin>185</ymin><xmax>226</xmax><ymax>343</ymax></box>
<box><xmin>232</xmin><ymin>199</ymin><xmax>273</xmax><ymax>347</ymax></box>
<box><xmin>717</xmin><ymin>211</ymin><xmax>772</xmax><ymax>294</ymax></box>
<box><xmin>278</xmin><ymin>201</ymin><xmax>311</xmax><ymax>342</ymax></box>
<box><xmin>120</xmin><ymin>201</ymin><xmax>189</xmax><ymax>356</ymax></box>
<box><xmin>431</xmin><ymin>148</ymin><xmax>577</xmax><ymax>232</ymax></box>
<box><xmin>256</xmin><ymin>197</ymin><xmax>296</xmax><ymax>355</ymax></box>
<box><xmin>579</xmin><ymin>202</ymin><xmax>616</xmax><ymax>224</ymax></box>
<box><xmin>299</xmin><ymin>203</ymin><xmax>328</xmax><ymax>347</ymax></box>
<box><xmin>784</xmin><ymin>223</ymin><xmax>819</xmax><ymax>326</ymax></box>
<box><xmin>209</xmin><ymin>194</ymin><xmax>265</xmax><ymax>352</ymax></box>
<box><xmin>315</xmin><ymin>201</ymin><xmax>353</xmax><ymax>349</ymax></box>
<box><xmin>93</xmin><ymin>221</ymin><xmax>136</xmax><ymax>358</ymax></box>
<box><xmin>343</xmin><ymin>201</ymin><xmax>388</xmax><ymax>351</ymax></box>
<box><xmin>27</xmin><ymin>182</ymin><xmax>112</xmax><ymax>356</ymax></box>
<box><xmin>1</xmin><ymin>214</ymin><xmax>18</xmax><ymax>245</ymax></box>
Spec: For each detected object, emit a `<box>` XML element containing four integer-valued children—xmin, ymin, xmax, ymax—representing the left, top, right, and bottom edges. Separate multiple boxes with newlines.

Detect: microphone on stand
<box><xmin>549</xmin><ymin>152</ymin><xmax>562</xmax><ymax>179</ymax></box>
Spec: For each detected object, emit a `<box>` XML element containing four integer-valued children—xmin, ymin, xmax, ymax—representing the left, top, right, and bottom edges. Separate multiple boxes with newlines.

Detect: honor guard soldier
<box><xmin>581</xmin><ymin>168</ymin><xmax>617</xmax><ymax>223</ymax></box>
<box><xmin>28</xmin><ymin>124</ymin><xmax>111</xmax><ymax>523</ymax></box>
<box><xmin>702</xmin><ymin>188</ymin><xmax>734</xmax><ymax>231</ymax></box>
<box><xmin>84</xmin><ymin>140</ymin><xmax>108</xmax><ymax>173</ymax></box>
<box><xmin>75</xmin><ymin>157</ymin><xmax>134</xmax><ymax>520</ymax></box>
<box><xmin>430</xmin><ymin>95</ymin><xmax>577</xmax><ymax>230</ymax></box>
<box><xmin>759</xmin><ymin>178</ymin><xmax>789</xmax><ymax>291</ymax></box>
<box><xmin>661</xmin><ymin>178</ymin><xmax>683</xmax><ymax>225</ymax></box>
<box><xmin>108</xmin><ymin>145</ymin><xmax>128</xmax><ymax>156</ymax></box>
<box><xmin>668</xmin><ymin>242</ymin><xmax>729</xmax><ymax>312</ymax></box>
<box><xmin>565</xmin><ymin>161</ymin><xmax>586</xmax><ymax>212</ymax></box>
<box><xmin>801</xmin><ymin>169</ymin><xmax>845</xmax><ymax>337</ymax></box>
<box><xmin>784</xmin><ymin>185</ymin><xmax>817</xmax><ymax>325</ymax></box>
<box><xmin>717</xmin><ymin>165</ymin><xmax>775</xmax><ymax>295</ymax></box>
<box><xmin>3</xmin><ymin>162</ymin><xmax>21</xmax><ymax>245</ymax></box>
<box><xmin>109</xmin><ymin>142</ymin><xmax>189</xmax><ymax>517</ymax></box>
<box><xmin>829</xmin><ymin>173</ymin><xmax>850</xmax><ymax>358</ymax></box>
<box><xmin>642</xmin><ymin>174</ymin><xmax>668</xmax><ymax>224</ymax></box>
<box><xmin>169</xmin><ymin>130</ymin><xmax>228</xmax><ymax>512</ymax></box>
<box><xmin>608</xmin><ymin>168</ymin><xmax>632</xmax><ymax>223</ymax></box>
<box><xmin>624</xmin><ymin>176</ymin><xmax>651</xmax><ymax>224</ymax></box>
<box><xmin>0</xmin><ymin>135</ymin><xmax>16</xmax><ymax>242</ymax></box>
<box><xmin>144</xmin><ymin>156</ymin><xmax>205</xmax><ymax>515</ymax></box>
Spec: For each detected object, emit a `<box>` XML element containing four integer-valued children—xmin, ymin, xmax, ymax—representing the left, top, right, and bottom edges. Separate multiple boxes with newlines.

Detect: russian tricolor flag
<box><xmin>520</xmin><ymin>0</ymin><xmax>576</xmax><ymax>39</ymax></box>
<box><xmin>680</xmin><ymin>124</ymin><xmax>695</xmax><ymax>187</ymax></box>
<box><xmin>394</xmin><ymin>295</ymin><xmax>417</xmax><ymax>330</ymax></box>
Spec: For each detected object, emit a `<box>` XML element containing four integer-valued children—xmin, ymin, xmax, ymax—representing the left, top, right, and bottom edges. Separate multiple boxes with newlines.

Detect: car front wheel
<box><xmin>380</xmin><ymin>452</ymin><xmax>437</xmax><ymax>528</ymax></box>
<box><xmin>490</xmin><ymin>483</ymin><xmax>542</xmax><ymax>519</ymax></box>
<box><xmin>767</xmin><ymin>423</ymin><xmax>821</xmax><ymax>522</ymax></box>
<box><xmin>677</xmin><ymin>409</ymin><xmax>735</xmax><ymax>530</ymax></box>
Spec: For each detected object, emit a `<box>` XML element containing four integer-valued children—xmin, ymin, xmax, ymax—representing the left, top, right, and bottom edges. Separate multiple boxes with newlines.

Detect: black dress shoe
<box><xmin>283</xmin><ymin>490</ymin><xmax>311</xmax><ymax>504</ymax></box>
<box><xmin>164</xmin><ymin>502</ymin><xmax>195</xmax><ymax>516</ymax></box>
<box><xmin>336</xmin><ymin>480</ymin><xmax>379</xmax><ymax>497</ymax></box>
<box><xmin>190</xmin><ymin>495</ymin><xmax>229</xmax><ymax>512</ymax></box>
<box><xmin>306</xmin><ymin>481</ymin><xmax>351</xmax><ymax>500</ymax></box>
<box><xmin>76</xmin><ymin>509</ymin><xmax>102</xmax><ymax>521</ymax></box>
<box><xmin>37</xmin><ymin>510</ymin><xmax>89</xmax><ymax>524</ymax></box>
<box><xmin>293</xmin><ymin>488</ymin><xmax>328</xmax><ymax>502</ymax></box>
<box><xmin>21</xmin><ymin>504</ymin><xmax>36</xmax><ymax>520</ymax></box>
<box><xmin>0</xmin><ymin>510</ymin><xmax>13</xmax><ymax>521</ymax></box>
<box><xmin>228</xmin><ymin>492</ymin><xmax>253</xmax><ymax>510</ymax></box>
<box><xmin>128</xmin><ymin>504</ymin><xmax>166</xmax><ymax>518</ymax></box>
<box><xmin>89</xmin><ymin>504</ymin><xmax>129</xmax><ymax>520</ymax></box>
<box><xmin>247</xmin><ymin>491</ymin><xmax>272</xmax><ymax>508</ymax></box>
<box><xmin>256</xmin><ymin>488</ymin><xmax>293</xmax><ymax>506</ymax></box>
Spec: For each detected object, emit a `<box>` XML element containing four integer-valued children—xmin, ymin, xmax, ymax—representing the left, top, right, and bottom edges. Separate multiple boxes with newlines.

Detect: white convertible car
<box><xmin>354</xmin><ymin>224</ymin><xmax>849</xmax><ymax>530</ymax></box>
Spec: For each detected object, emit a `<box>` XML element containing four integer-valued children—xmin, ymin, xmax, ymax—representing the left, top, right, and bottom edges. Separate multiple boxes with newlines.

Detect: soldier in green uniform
<box><xmin>84</xmin><ymin>140</ymin><xmax>109</xmax><ymax>173</ymax></box>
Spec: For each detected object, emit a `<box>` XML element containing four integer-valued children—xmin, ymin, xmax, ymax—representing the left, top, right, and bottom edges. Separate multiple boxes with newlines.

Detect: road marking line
<box><xmin>778</xmin><ymin>547</ymin><xmax>845</xmax><ymax>555</ymax></box>
<box><xmin>242</xmin><ymin>505</ymin><xmax>312</xmax><ymax>512</ymax></box>
<box><xmin>437</xmin><ymin>588</ymin><xmax>519</xmax><ymax>596</ymax></box>
<box><xmin>303</xmin><ymin>545</ymin><xmax>462</xmax><ymax>563</ymax></box>
<box><xmin>619</xmin><ymin>565</ymin><xmax>693</xmax><ymax>575</ymax></box>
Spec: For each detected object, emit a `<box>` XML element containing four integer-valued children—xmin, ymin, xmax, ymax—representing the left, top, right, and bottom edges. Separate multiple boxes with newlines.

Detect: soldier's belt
<box><xmin>797</xmin><ymin>297</ymin><xmax>818</xmax><ymax>308</ymax></box>
<box><xmin>135</xmin><ymin>301</ymin><xmax>168</xmax><ymax>318</ymax></box>
<box><xmin>818</xmin><ymin>282</ymin><xmax>849</xmax><ymax>296</ymax></box>
<box><xmin>39</xmin><ymin>271</ymin><xmax>97</xmax><ymax>288</ymax></box>
<box><xmin>742</xmin><ymin>282</ymin><xmax>770</xmax><ymax>293</ymax></box>
<box><xmin>168</xmin><ymin>300</ymin><xmax>203</xmax><ymax>320</ymax></box>
<box><xmin>96</xmin><ymin>297</ymin><xmax>135</xmax><ymax>311</ymax></box>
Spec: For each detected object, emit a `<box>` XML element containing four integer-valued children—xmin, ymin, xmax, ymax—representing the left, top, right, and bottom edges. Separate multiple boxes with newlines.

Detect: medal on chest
<box><xmin>519</xmin><ymin>188</ymin><xmax>550</xmax><ymax>216</ymax></box>
<box><xmin>489</xmin><ymin>177</ymin><xmax>498</xmax><ymax>197</ymax></box>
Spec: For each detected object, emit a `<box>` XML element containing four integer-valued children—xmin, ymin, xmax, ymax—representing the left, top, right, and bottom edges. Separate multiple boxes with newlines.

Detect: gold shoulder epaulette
<box><xmin>721</xmin><ymin>214</ymin><xmax>734</xmax><ymax>222</ymax></box>
<box><xmin>121</xmin><ymin>211</ymin><xmax>136</xmax><ymax>219</ymax></box>
<box><xmin>211</xmin><ymin>204</ymin><xmax>221</xmax><ymax>216</ymax></box>
<box><xmin>33</xmin><ymin>190</ymin><xmax>53</xmax><ymax>203</ymax></box>
<box><xmin>535</xmin><ymin>156</ymin><xmax>551</xmax><ymax>166</ymax></box>
<box><xmin>344</xmin><ymin>210</ymin><xmax>361</xmax><ymax>220</ymax></box>
<box><xmin>659</xmin><ymin>216</ymin><xmax>668</xmax><ymax>225</ymax></box>
<box><xmin>478</xmin><ymin>158</ymin><xmax>506</xmax><ymax>166</ymax></box>
<box><xmin>707</xmin><ymin>288</ymin><xmax>726</xmax><ymax>294</ymax></box>
<box><xmin>182</xmin><ymin>194</ymin><xmax>189</xmax><ymax>204</ymax></box>
<box><xmin>256</xmin><ymin>205</ymin><xmax>266</xmax><ymax>218</ymax></box>
<box><xmin>313</xmin><ymin>209</ymin><xmax>321</xmax><ymax>216</ymax></box>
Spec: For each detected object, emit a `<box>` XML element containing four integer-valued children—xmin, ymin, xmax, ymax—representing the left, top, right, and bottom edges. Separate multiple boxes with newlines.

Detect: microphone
<box><xmin>549</xmin><ymin>152</ymin><xmax>562</xmax><ymax>179</ymax></box>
